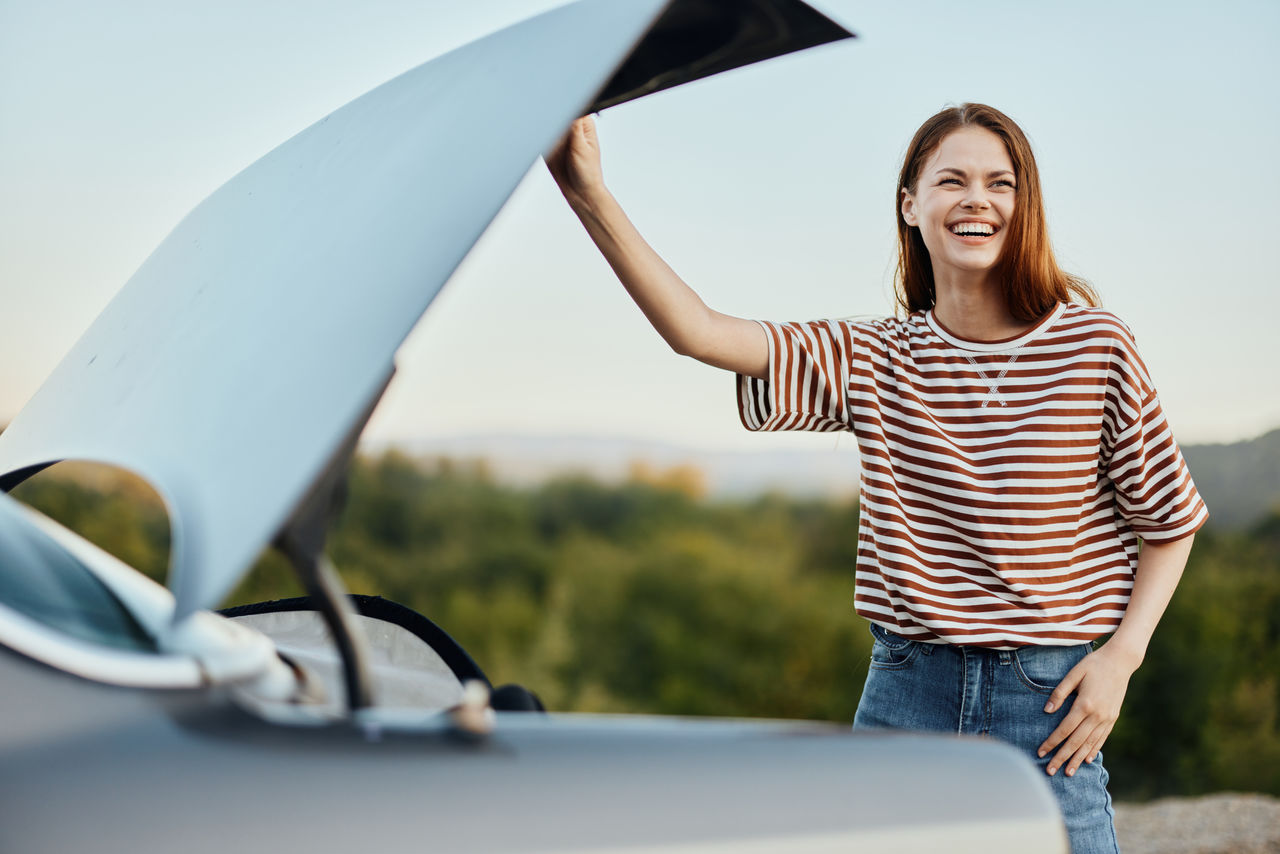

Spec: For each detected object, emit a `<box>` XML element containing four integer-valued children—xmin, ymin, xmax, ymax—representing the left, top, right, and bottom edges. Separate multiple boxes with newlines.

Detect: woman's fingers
<box><xmin>576</xmin><ymin>114</ymin><xmax>598</xmax><ymax>149</ymax></box>
<box><xmin>1039</xmin><ymin>707</ymin><xmax>1084</xmax><ymax>761</ymax></box>
<box><xmin>546</xmin><ymin>116</ymin><xmax>603</xmax><ymax>202</ymax></box>
<box><xmin>1043</xmin><ymin>660</ymin><xmax>1086</xmax><ymax>714</ymax></box>
<box><xmin>569</xmin><ymin>115</ymin><xmax>601</xmax><ymax>181</ymax></box>
<box><xmin>1062</xmin><ymin>721</ymin><xmax>1107</xmax><ymax>776</ymax></box>
<box><xmin>1040</xmin><ymin>694</ymin><xmax>1119</xmax><ymax>775</ymax></box>
<box><xmin>1047</xmin><ymin>716</ymin><xmax>1098</xmax><ymax>776</ymax></box>
<box><xmin>1069</xmin><ymin>724</ymin><xmax>1111</xmax><ymax>776</ymax></box>
<box><xmin>1038</xmin><ymin>663</ymin><xmax>1087</xmax><ymax>757</ymax></box>
<box><xmin>1038</xmin><ymin>648</ymin><xmax>1130</xmax><ymax>776</ymax></box>
<box><xmin>547</xmin><ymin>118</ymin><xmax>588</xmax><ymax>173</ymax></box>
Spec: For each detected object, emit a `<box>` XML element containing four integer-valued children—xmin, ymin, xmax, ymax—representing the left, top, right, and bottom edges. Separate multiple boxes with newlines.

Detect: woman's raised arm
<box><xmin>546</xmin><ymin>116</ymin><xmax>768</xmax><ymax>381</ymax></box>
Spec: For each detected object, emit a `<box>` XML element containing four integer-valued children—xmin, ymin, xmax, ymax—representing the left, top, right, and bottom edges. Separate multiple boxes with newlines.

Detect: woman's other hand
<box><xmin>547</xmin><ymin>115</ymin><xmax>605</xmax><ymax>211</ymax></box>
<box><xmin>1037</xmin><ymin>644</ymin><xmax>1141</xmax><ymax>777</ymax></box>
<box><xmin>1036</xmin><ymin>536</ymin><xmax>1193</xmax><ymax>777</ymax></box>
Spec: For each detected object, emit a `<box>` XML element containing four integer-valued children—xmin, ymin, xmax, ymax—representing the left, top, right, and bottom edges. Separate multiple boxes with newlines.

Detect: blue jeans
<box><xmin>853</xmin><ymin>622</ymin><xmax>1120</xmax><ymax>854</ymax></box>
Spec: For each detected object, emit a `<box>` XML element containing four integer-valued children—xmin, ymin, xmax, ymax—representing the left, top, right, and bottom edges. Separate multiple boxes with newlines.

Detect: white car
<box><xmin>0</xmin><ymin>1</ymin><xmax>1067</xmax><ymax>851</ymax></box>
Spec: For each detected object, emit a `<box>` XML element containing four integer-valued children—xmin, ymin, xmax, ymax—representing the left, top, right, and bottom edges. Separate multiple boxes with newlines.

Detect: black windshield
<box><xmin>0</xmin><ymin>495</ymin><xmax>155</xmax><ymax>652</ymax></box>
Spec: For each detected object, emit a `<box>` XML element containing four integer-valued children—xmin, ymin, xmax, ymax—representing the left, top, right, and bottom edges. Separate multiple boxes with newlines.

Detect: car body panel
<box><xmin>0</xmin><ymin>0</ymin><xmax>667</xmax><ymax>619</ymax></box>
<box><xmin>0</xmin><ymin>647</ymin><xmax>1066</xmax><ymax>854</ymax></box>
<box><xmin>0</xmin><ymin>3</ymin><xmax>1070</xmax><ymax>851</ymax></box>
<box><xmin>0</xmin><ymin>0</ymin><xmax>852</xmax><ymax>620</ymax></box>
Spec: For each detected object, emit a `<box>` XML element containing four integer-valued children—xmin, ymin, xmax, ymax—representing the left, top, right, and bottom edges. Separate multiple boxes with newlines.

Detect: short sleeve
<box><xmin>735</xmin><ymin>319</ymin><xmax>853</xmax><ymax>433</ymax></box>
<box><xmin>1104</xmin><ymin>346</ymin><xmax>1209</xmax><ymax>543</ymax></box>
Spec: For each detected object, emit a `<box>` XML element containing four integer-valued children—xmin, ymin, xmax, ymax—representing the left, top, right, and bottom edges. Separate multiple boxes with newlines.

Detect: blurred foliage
<box><xmin>10</xmin><ymin>451</ymin><xmax>1279</xmax><ymax>799</ymax></box>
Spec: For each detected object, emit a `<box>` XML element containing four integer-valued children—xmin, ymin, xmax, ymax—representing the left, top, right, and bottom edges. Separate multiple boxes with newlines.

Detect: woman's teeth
<box><xmin>949</xmin><ymin>223</ymin><xmax>996</xmax><ymax>236</ymax></box>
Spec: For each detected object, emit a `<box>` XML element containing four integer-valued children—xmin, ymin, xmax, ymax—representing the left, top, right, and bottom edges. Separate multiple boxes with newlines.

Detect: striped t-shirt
<box><xmin>736</xmin><ymin>302</ymin><xmax>1208</xmax><ymax>648</ymax></box>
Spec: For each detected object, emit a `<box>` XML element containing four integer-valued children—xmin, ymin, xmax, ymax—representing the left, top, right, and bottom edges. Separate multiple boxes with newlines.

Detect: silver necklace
<box><xmin>964</xmin><ymin>351</ymin><xmax>1020</xmax><ymax>408</ymax></box>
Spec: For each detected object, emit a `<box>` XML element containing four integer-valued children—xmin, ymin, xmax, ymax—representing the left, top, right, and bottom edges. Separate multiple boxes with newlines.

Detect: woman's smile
<box><xmin>946</xmin><ymin>217</ymin><xmax>1000</xmax><ymax>243</ymax></box>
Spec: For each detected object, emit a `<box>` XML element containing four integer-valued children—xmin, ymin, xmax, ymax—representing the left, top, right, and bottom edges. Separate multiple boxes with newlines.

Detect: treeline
<box><xmin>11</xmin><ymin>451</ymin><xmax>1280</xmax><ymax>799</ymax></box>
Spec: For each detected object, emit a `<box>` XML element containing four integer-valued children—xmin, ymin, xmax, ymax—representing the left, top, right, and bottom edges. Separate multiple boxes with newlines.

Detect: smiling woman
<box><xmin>895</xmin><ymin>103</ymin><xmax>1099</xmax><ymax>329</ymax></box>
<box><xmin>549</xmin><ymin>101</ymin><xmax>1208</xmax><ymax>854</ymax></box>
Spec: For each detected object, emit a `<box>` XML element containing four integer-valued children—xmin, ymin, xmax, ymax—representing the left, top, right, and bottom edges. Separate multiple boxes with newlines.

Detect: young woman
<box><xmin>547</xmin><ymin>103</ymin><xmax>1206</xmax><ymax>853</ymax></box>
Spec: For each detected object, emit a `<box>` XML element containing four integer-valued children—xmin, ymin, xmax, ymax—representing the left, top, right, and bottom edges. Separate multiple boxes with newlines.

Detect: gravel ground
<box><xmin>1115</xmin><ymin>793</ymin><xmax>1280</xmax><ymax>854</ymax></box>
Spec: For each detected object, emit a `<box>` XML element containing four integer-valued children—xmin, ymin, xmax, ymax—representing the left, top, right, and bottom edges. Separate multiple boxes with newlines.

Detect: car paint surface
<box><xmin>0</xmin><ymin>2</ymin><xmax>1067</xmax><ymax>851</ymax></box>
<box><xmin>0</xmin><ymin>646</ymin><xmax>1065</xmax><ymax>853</ymax></box>
<box><xmin>0</xmin><ymin>0</ymin><xmax>678</xmax><ymax>618</ymax></box>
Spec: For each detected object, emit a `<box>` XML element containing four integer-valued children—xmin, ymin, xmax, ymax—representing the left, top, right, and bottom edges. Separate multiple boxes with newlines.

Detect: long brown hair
<box><xmin>894</xmin><ymin>103</ymin><xmax>1098</xmax><ymax>320</ymax></box>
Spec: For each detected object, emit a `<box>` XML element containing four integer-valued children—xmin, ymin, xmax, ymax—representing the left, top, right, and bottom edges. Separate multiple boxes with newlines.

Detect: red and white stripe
<box><xmin>736</xmin><ymin>303</ymin><xmax>1208</xmax><ymax>648</ymax></box>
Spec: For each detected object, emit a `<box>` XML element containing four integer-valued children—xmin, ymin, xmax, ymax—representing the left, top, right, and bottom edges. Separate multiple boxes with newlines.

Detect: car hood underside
<box><xmin>0</xmin><ymin>0</ymin><xmax>852</xmax><ymax>617</ymax></box>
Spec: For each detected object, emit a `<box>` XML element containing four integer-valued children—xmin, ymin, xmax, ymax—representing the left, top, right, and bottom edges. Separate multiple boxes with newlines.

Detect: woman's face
<box><xmin>900</xmin><ymin>126</ymin><xmax>1016</xmax><ymax>286</ymax></box>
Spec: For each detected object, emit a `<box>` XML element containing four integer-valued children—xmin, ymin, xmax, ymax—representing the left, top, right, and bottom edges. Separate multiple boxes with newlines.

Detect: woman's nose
<box><xmin>961</xmin><ymin>191</ymin><xmax>990</xmax><ymax>210</ymax></box>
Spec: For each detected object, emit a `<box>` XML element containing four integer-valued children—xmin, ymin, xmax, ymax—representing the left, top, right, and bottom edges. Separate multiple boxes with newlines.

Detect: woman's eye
<box><xmin>992</xmin><ymin>180</ymin><xmax>1016</xmax><ymax>189</ymax></box>
<box><xmin>940</xmin><ymin>178</ymin><xmax>962</xmax><ymax>186</ymax></box>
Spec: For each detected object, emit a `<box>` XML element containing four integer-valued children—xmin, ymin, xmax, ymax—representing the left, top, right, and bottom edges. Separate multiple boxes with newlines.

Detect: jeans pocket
<box><xmin>1011</xmin><ymin>645</ymin><xmax>1089</xmax><ymax>694</ymax></box>
<box><xmin>868</xmin><ymin>622</ymin><xmax>921</xmax><ymax>670</ymax></box>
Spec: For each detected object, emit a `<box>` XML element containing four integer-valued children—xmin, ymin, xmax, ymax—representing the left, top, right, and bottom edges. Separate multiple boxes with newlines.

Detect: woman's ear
<box><xmin>901</xmin><ymin>189</ymin><xmax>917</xmax><ymax>226</ymax></box>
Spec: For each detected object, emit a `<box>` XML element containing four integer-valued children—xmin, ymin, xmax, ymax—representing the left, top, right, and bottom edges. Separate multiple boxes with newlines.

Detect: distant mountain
<box><xmin>372</xmin><ymin>428</ymin><xmax>1280</xmax><ymax>530</ymax></box>
<box><xmin>1182</xmin><ymin>428</ymin><xmax>1280</xmax><ymax>530</ymax></box>
<box><xmin>12</xmin><ymin>416</ymin><xmax>1274</xmax><ymax>527</ymax></box>
<box><xmin>364</xmin><ymin>434</ymin><xmax>861</xmax><ymax>499</ymax></box>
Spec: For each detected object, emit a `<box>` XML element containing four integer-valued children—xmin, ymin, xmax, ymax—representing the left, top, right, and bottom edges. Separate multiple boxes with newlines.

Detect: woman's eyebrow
<box><xmin>934</xmin><ymin>167</ymin><xmax>1015</xmax><ymax>179</ymax></box>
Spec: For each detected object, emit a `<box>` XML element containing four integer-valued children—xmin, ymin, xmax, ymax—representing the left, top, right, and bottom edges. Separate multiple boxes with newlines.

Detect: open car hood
<box><xmin>0</xmin><ymin>0</ymin><xmax>852</xmax><ymax>619</ymax></box>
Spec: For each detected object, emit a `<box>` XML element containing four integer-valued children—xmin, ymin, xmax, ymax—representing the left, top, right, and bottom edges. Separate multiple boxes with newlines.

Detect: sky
<box><xmin>2</xmin><ymin>0</ymin><xmax>1277</xmax><ymax>459</ymax></box>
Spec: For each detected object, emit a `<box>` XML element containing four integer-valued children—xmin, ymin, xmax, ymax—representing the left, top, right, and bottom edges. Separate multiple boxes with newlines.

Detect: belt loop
<box><xmin>998</xmin><ymin>650</ymin><xmax>1011</xmax><ymax>665</ymax></box>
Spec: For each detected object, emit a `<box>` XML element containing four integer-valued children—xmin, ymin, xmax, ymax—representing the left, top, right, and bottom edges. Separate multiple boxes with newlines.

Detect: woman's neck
<box><xmin>932</xmin><ymin>277</ymin><xmax>1030</xmax><ymax>342</ymax></box>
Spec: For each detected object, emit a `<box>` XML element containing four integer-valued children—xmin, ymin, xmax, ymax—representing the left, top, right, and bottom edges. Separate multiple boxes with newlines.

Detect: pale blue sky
<box><xmin>2</xmin><ymin>0</ymin><xmax>1277</xmax><ymax>455</ymax></box>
